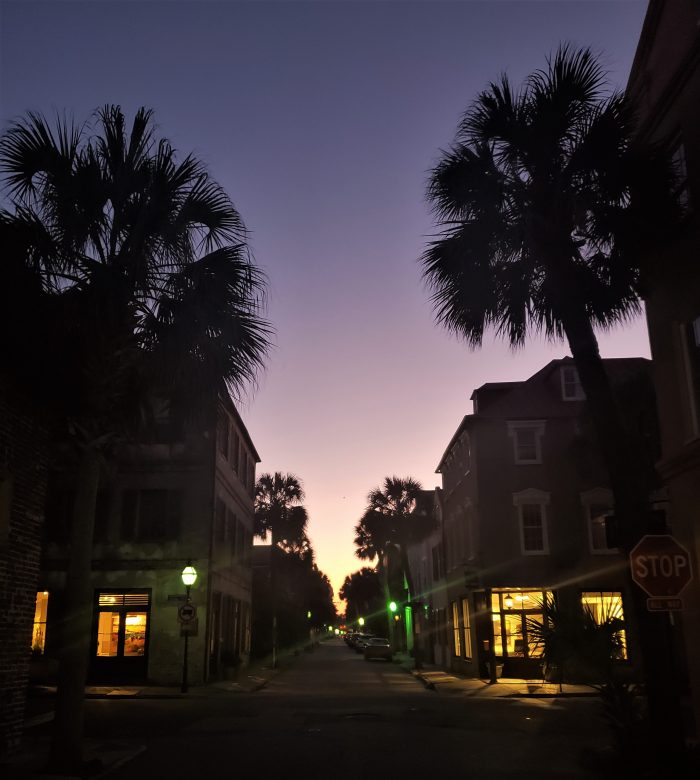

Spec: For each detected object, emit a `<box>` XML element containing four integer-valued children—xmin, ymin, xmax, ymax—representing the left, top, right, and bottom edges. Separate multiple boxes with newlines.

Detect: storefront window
<box><xmin>461</xmin><ymin>599</ymin><xmax>472</xmax><ymax>659</ymax></box>
<box><xmin>32</xmin><ymin>591</ymin><xmax>49</xmax><ymax>654</ymax></box>
<box><xmin>95</xmin><ymin>592</ymin><xmax>150</xmax><ymax>659</ymax></box>
<box><xmin>491</xmin><ymin>590</ymin><xmax>552</xmax><ymax>659</ymax></box>
<box><xmin>97</xmin><ymin>612</ymin><xmax>120</xmax><ymax>656</ymax></box>
<box><xmin>123</xmin><ymin>613</ymin><xmax>147</xmax><ymax>656</ymax></box>
<box><xmin>581</xmin><ymin>591</ymin><xmax>627</xmax><ymax>659</ymax></box>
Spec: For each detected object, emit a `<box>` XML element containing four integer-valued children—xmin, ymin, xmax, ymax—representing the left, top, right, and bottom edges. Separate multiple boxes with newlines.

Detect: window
<box><xmin>513</xmin><ymin>490</ymin><xmax>550</xmax><ymax>555</ymax></box>
<box><xmin>581</xmin><ymin>489</ymin><xmax>616</xmax><ymax>553</ymax></box>
<box><xmin>671</xmin><ymin>140</ymin><xmax>690</xmax><ymax>210</ymax></box>
<box><xmin>491</xmin><ymin>590</ymin><xmax>552</xmax><ymax>658</ymax></box>
<box><xmin>681</xmin><ymin>317</ymin><xmax>700</xmax><ymax>437</ymax></box>
<box><xmin>461</xmin><ymin>598</ymin><xmax>472</xmax><ymax>659</ymax></box>
<box><xmin>95</xmin><ymin>592</ymin><xmax>150</xmax><ymax>658</ymax></box>
<box><xmin>231</xmin><ymin>429</ymin><xmax>240</xmax><ymax>472</ymax></box>
<box><xmin>32</xmin><ymin>591</ymin><xmax>49</xmax><ymax>654</ymax></box>
<box><xmin>561</xmin><ymin>366</ymin><xmax>585</xmax><ymax>400</ymax></box>
<box><xmin>508</xmin><ymin>421</ymin><xmax>545</xmax><ymax>464</ymax></box>
<box><xmin>217</xmin><ymin>410</ymin><xmax>230</xmax><ymax>458</ymax></box>
<box><xmin>431</xmin><ymin>544</ymin><xmax>442</xmax><ymax>581</ymax></box>
<box><xmin>581</xmin><ymin>591</ymin><xmax>627</xmax><ymax>659</ymax></box>
<box><xmin>121</xmin><ymin>490</ymin><xmax>182</xmax><ymax>542</ymax></box>
<box><xmin>451</xmin><ymin>601</ymin><xmax>461</xmax><ymax>657</ymax></box>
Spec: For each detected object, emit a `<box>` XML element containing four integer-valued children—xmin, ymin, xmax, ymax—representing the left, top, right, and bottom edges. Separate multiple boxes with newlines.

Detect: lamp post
<box><xmin>181</xmin><ymin>562</ymin><xmax>197</xmax><ymax>693</ymax></box>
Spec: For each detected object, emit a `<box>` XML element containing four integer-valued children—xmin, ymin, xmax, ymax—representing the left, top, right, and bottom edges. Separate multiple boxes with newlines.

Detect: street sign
<box><xmin>630</xmin><ymin>535</ymin><xmax>693</xmax><ymax>599</ymax></box>
<box><xmin>178</xmin><ymin>602</ymin><xmax>197</xmax><ymax>623</ymax></box>
<box><xmin>647</xmin><ymin>598</ymin><xmax>683</xmax><ymax>612</ymax></box>
<box><xmin>180</xmin><ymin>619</ymin><xmax>199</xmax><ymax>637</ymax></box>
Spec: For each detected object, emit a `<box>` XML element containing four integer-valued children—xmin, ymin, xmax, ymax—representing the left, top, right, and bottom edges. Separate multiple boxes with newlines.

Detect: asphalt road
<box><xmin>89</xmin><ymin>639</ymin><xmax>609</xmax><ymax>779</ymax></box>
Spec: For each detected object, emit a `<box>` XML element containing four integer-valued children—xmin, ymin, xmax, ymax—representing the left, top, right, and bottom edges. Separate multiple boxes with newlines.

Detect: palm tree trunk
<box><xmin>561</xmin><ymin>308</ymin><xmax>685</xmax><ymax>756</ymax></box>
<box><xmin>49</xmin><ymin>446</ymin><xmax>100</xmax><ymax>772</ymax></box>
<box><xmin>379</xmin><ymin>551</ymin><xmax>394</xmax><ymax>650</ymax></box>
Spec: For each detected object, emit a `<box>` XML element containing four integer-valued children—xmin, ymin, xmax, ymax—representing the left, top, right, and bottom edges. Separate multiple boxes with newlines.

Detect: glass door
<box><xmin>91</xmin><ymin>591</ymin><xmax>150</xmax><ymax>682</ymax></box>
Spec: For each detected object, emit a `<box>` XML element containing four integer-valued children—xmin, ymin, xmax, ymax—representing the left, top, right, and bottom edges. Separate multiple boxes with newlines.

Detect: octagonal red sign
<box><xmin>630</xmin><ymin>534</ymin><xmax>693</xmax><ymax>598</ymax></box>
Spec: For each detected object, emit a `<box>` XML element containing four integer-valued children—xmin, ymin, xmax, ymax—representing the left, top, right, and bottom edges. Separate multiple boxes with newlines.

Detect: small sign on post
<box><xmin>178</xmin><ymin>602</ymin><xmax>197</xmax><ymax>624</ymax></box>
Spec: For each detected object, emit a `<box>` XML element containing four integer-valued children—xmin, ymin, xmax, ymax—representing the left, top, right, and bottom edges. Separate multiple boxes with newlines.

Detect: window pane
<box><xmin>124</xmin><ymin>613</ymin><xmax>147</xmax><ymax>656</ymax></box>
<box><xmin>526</xmin><ymin>612</ymin><xmax>544</xmax><ymax>657</ymax></box>
<box><xmin>516</xmin><ymin>429</ymin><xmax>537</xmax><ymax>460</ymax></box>
<box><xmin>492</xmin><ymin>613</ymin><xmax>503</xmax><ymax>656</ymax></box>
<box><xmin>581</xmin><ymin>591</ymin><xmax>627</xmax><ymax>660</ymax></box>
<box><xmin>451</xmin><ymin>602</ymin><xmax>461</xmax><ymax>656</ymax></box>
<box><xmin>97</xmin><ymin>612</ymin><xmax>120</xmax><ymax>656</ymax></box>
<box><xmin>461</xmin><ymin>599</ymin><xmax>472</xmax><ymax>659</ymax></box>
<box><xmin>522</xmin><ymin>505</ymin><xmax>544</xmax><ymax>551</ymax></box>
<box><xmin>504</xmin><ymin>614</ymin><xmax>524</xmax><ymax>656</ymax></box>
<box><xmin>32</xmin><ymin>591</ymin><xmax>49</xmax><ymax>653</ymax></box>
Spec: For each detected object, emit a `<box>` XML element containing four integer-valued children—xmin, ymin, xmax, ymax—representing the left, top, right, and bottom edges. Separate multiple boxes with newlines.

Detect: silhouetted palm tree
<box><xmin>254</xmin><ymin>472</ymin><xmax>309</xmax><ymax>550</ymax></box>
<box><xmin>423</xmin><ymin>45</ymin><xmax>680</xmax><ymax>752</ymax></box>
<box><xmin>423</xmin><ymin>47</ymin><xmax>675</xmax><ymax>542</ymax></box>
<box><xmin>0</xmin><ymin>105</ymin><xmax>270</xmax><ymax>771</ymax></box>
<box><xmin>354</xmin><ymin>477</ymin><xmax>432</xmax><ymax>611</ymax></box>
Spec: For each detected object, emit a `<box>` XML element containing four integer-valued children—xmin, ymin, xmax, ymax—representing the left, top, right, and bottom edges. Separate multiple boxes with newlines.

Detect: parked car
<box><xmin>363</xmin><ymin>637</ymin><xmax>392</xmax><ymax>662</ymax></box>
<box><xmin>345</xmin><ymin>632</ymin><xmax>360</xmax><ymax>648</ymax></box>
<box><xmin>354</xmin><ymin>633</ymin><xmax>375</xmax><ymax>653</ymax></box>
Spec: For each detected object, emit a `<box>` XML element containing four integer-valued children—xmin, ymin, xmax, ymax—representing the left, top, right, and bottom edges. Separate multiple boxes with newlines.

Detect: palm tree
<box><xmin>0</xmin><ymin>105</ymin><xmax>271</xmax><ymax>771</ymax></box>
<box><xmin>339</xmin><ymin>568</ymin><xmax>383</xmax><ymax>629</ymax></box>
<box><xmin>254</xmin><ymin>472</ymin><xmax>309</xmax><ymax>550</ymax></box>
<box><xmin>254</xmin><ymin>472</ymin><xmax>309</xmax><ymax>665</ymax></box>
<box><xmin>422</xmin><ymin>46</ymin><xmax>680</xmax><ymax>752</ymax></box>
<box><xmin>354</xmin><ymin>477</ymin><xmax>433</xmax><ymax>659</ymax></box>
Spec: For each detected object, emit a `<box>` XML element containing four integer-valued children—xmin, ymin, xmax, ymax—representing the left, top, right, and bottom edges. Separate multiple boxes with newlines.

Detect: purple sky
<box><xmin>1</xmin><ymin>0</ymin><xmax>649</xmax><ymax>607</ymax></box>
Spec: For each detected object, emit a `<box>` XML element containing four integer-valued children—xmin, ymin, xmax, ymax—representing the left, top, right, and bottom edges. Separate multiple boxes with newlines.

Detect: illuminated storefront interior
<box><xmin>95</xmin><ymin>592</ymin><xmax>150</xmax><ymax>659</ymax></box>
<box><xmin>491</xmin><ymin>589</ymin><xmax>553</xmax><ymax>658</ymax></box>
<box><xmin>32</xmin><ymin>591</ymin><xmax>49</xmax><ymax>654</ymax></box>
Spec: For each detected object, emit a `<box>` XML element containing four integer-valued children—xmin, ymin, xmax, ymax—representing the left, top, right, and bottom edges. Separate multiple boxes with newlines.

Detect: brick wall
<box><xmin>0</xmin><ymin>381</ymin><xmax>49</xmax><ymax>757</ymax></box>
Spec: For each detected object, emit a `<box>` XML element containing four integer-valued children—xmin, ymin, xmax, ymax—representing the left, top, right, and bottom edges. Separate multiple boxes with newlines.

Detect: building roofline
<box><xmin>435</xmin><ymin>415</ymin><xmax>475</xmax><ymax>473</ymax></box>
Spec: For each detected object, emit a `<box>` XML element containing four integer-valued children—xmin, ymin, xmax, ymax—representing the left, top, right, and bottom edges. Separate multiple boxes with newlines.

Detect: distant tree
<box><xmin>354</xmin><ymin>477</ymin><xmax>432</xmax><ymax>601</ymax></box>
<box><xmin>0</xmin><ymin>105</ymin><xmax>271</xmax><ymax>771</ymax></box>
<box><xmin>339</xmin><ymin>568</ymin><xmax>383</xmax><ymax>632</ymax></box>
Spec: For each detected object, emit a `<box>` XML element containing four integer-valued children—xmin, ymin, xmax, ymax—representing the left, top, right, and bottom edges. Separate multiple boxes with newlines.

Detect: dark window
<box><xmin>231</xmin><ymin>430</ymin><xmax>240</xmax><ymax>472</ymax></box>
<box><xmin>44</xmin><ymin>485</ymin><xmax>74</xmax><ymax>542</ymax></box>
<box><xmin>217</xmin><ymin>410</ymin><xmax>230</xmax><ymax>459</ymax></box>
<box><xmin>120</xmin><ymin>490</ymin><xmax>182</xmax><ymax>542</ymax></box>
<box><xmin>431</xmin><ymin>544</ymin><xmax>441</xmax><ymax>581</ymax></box>
<box><xmin>215</xmin><ymin>498</ymin><xmax>226</xmax><ymax>544</ymax></box>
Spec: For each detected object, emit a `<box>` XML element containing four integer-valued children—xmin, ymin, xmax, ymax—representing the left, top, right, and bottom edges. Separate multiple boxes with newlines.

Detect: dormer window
<box><xmin>561</xmin><ymin>366</ymin><xmax>585</xmax><ymax>401</ymax></box>
<box><xmin>508</xmin><ymin>421</ymin><xmax>545</xmax><ymax>464</ymax></box>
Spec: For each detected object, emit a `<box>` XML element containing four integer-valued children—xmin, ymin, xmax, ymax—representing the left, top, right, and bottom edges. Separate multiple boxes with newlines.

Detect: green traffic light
<box><xmin>388</xmin><ymin>601</ymin><xmax>397</xmax><ymax>612</ymax></box>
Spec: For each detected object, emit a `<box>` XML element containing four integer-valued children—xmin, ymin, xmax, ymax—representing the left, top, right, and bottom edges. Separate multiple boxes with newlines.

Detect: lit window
<box><xmin>95</xmin><ymin>592</ymin><xmax>150</xmax><ymax>658</ymax></box>
<box><xmin>451</xmin><ymin>601</ymin><xmax>461</xmax><ymax>657</ymax></box>
<box><xmin>491</xmin><ymin>590</ymin><xmax>552</xmax><ymax>659</ymax></box>
<box><xmin>461</xmin><ymin>599</ymin><xmax>472</xmax><ymax>659</ymax></box>
<box><xmin>581</xmin><ymin>591</ymin><xmax>627</xmax><ymax>659</ymax></box>
<box><xmin>32</xmin><ymin>591</ymin><xmax>49</xmax><ymax>654</ymax></box>
<box><xmin>508</xmin><ymin>422</ymin><xmax>545</xmax><ymax>464</ymax></box>
<box><xmin>561</xmin><ymin>366</ymin><xmax>585</xmax><ymax>401</ymax></box>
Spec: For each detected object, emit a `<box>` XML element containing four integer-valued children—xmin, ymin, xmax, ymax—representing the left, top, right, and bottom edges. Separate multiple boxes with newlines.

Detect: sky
<box><xmin>1</xmin><ymin>0</ymin><xmax>650</xmax><ymax>607</ymax></box>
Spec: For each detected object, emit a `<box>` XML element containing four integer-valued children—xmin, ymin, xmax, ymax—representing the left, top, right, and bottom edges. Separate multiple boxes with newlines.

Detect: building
<box><xmin>434</xmin><ymin>358</ymin><xmax>660</xmax><ymax>680</ymax></box>
<box><xmin>34</xmin><ymin>394</ymin><xmax>258</xmax><ymax>685</ymax></box>
<box><xmin>627</xmin><ymin>0</ymin><xmax>700</xmax><ymax>735</ymax></box>
<box><xmin>0</xmin><ymin>381</ymin><xmax>49</xmax><ymax>756</ymax></box>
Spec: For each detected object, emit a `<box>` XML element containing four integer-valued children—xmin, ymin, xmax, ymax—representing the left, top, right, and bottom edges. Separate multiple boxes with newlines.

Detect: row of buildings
<box><xmin>405</xmin><ymin>0</ymin><xmax>700</xmax><ymax>735</ymax></box>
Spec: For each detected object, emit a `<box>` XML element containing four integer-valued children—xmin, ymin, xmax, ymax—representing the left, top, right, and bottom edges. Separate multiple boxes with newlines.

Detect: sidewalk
<box><xmin>393</xmin><ymin>653</ymin><xmax>597</xmax><ymax>698</ymax></box>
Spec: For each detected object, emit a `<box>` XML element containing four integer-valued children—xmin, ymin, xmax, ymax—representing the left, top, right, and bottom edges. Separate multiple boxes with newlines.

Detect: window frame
<box><xmin>580</xmin><ymin>590</ymin><xmax>628</xmax><ymax>660</ymax></box>
<box><xmin>560</xmin><ymin>365</ymin><xmax>585</xmax><ymax>401</ymax></box>
<box><xmin>450</xmin><ymin>601</ymin><xmax>462</xmax><ymax>657</ymax></box>
<box><xmin>461</xmin><ymin>598</ymin><xmax>472</xmax><ymax>660</ymax></box>
<box><xmin>513</xmin><ymin>489</ymin><xmax>550</xmax><ymax>555</ymax></box>
<box><xmin>580</xmin><ymin>488</ymin><xmax>617</xmax><ymax>554</ymax></box>
<box><xmin>507</xmin><ymin>421</ymin><xmax>546</xmax><ymax>465</ymax></box>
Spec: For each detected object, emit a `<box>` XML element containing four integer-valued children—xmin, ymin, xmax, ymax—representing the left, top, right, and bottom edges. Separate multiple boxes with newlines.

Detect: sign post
<box><xmin>629</xmin><ymin>535</ymin><xmax>693</xmax><ymax>611</ymax></box>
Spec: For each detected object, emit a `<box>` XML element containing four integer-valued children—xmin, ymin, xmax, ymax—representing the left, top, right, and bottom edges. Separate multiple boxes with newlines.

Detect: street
<box><xmin>34</xmin><ymin>639</ymin><xmax>611</xmax><ymax>778</ymax></box>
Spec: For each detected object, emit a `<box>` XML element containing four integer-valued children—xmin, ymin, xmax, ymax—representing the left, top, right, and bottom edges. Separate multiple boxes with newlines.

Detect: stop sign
<box><xmin>630</xmin><ymin>535</ymin><xmax>693</xmax><ymax>598</ymax></box>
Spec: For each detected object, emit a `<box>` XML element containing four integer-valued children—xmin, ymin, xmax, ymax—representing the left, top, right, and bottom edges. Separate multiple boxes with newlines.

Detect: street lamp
<box><xmin>358</xmin><ymin>617</ymin><xmax>365</xmax><ymax>627</ymax></box>
<box><xmin>181</xmin><ymin>561</ymin><xmax>197</xmax><ymax>693</ymax></box>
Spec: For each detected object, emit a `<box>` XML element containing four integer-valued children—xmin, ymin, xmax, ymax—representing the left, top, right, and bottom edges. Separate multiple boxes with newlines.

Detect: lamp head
<box><xmin>181</xmin><ymin>563</ymin><xmax>198</xmax><ymax>588</ymax></box>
